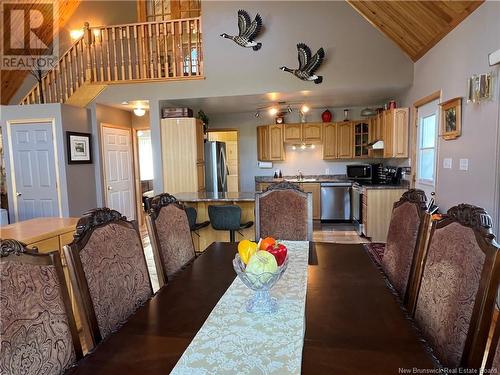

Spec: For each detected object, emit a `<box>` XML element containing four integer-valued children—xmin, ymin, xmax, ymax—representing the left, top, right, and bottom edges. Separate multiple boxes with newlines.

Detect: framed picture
<box><xmin>439</xmin><ymin>97</ymin><xmax>462</xmax><ymax>140</ymax></box>
<box><xmin>67</xmin><ymin>132</ymin><xmax>92</xmax><ymax>164</ymax></box>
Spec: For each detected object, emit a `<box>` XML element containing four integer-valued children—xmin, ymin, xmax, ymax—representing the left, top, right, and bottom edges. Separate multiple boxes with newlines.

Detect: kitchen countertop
<box><xmin>174</xmin><ymin>192</ymin><xmax>256</xmax><ymax>202</ymax></box>
<box><xmin>255</xmin><ymin>174</ymin><xmax>350</xmax><ymax>183</ymax></box>
<box><xmin>360</xmin><ymin>183</ymin><xmax>409</xmax><ymax>190</ymax></box>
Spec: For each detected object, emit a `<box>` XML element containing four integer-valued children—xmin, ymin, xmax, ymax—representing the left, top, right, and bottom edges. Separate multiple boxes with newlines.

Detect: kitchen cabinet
<box><xmin>161</xmin><ymin>118</ymin><xmax>205</xmax><ymax>193</ymax></box>
<box><xmin>283</xmin><ymin>124</ymin><xmax>302</xmax><ymax>143</ymax></box>
<box><xmin>383</xmin><ymin>108</ymin><xmax>409</xmax><ymax>158</ymax></box>
<box><xmin>300</xmin><ymin>182</ymin><xmax>321</xmax><ymax>219</ymax></box>
<box><xmin>353</xmin><ymin>121</ymin><xmax>370</xmax><ymax>158</ymax></box>
<box><xmin>337</xmin><ymin>121</ymin><xmax>354</xmax><ymax>159</ymax></box>
<box><xmin>322</xmin><ymin>122</ymin><xmax>338</xmax><ymax>159</ymax></box>
<box><xmin>363</xmin><ymin>188</ymin><xmax>407</xmax><ymax>242</ymax></box>
<box><xmin>257</xmin><ymin>124</ymin><xmax>285</xmax><ymax>161</ymax></box>
<box><xmin>303</xmin><ymin>123</ymin><xmax>322</xmax><ymax>142</ymax></box>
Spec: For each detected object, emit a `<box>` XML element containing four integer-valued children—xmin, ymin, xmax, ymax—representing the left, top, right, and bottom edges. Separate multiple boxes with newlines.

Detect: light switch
<box><xmin>459</xmin><ymin>159</ymin><xmax>469</xmax><ymax>171</ymax></box>
<box><xmin>443</xmin><ymin>158</ymin><xmax>453</xmax><ymax>169</ymax></box>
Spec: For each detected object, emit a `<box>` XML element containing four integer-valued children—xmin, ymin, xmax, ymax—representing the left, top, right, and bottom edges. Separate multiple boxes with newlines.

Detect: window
<box><xmin>417</xmin><ymin>114</ymin><xmax>437</xmax><ymax>185</ymax></box>
<box><xmin>137</xmin><ymin>130</ymin><xmax>154</xmax><ymax>181</ymax></box>
<box><xmin>146</xmin><ymin>0</ymin><xmax>201</xmax><ymax>21</ymax></box>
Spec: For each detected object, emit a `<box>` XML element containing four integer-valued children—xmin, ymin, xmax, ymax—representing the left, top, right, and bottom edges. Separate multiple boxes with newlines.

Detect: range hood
<box><xmin>367</xmin><ymin>140</ymin><xmax>384</xmax><ymax>150</ymax></box>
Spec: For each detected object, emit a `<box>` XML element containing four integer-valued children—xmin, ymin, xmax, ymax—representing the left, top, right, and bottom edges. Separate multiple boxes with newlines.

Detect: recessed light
<box><xmin>269</xmin><ymin>107</ymin><xmax>278</xmax><ymax>116</ymax></box>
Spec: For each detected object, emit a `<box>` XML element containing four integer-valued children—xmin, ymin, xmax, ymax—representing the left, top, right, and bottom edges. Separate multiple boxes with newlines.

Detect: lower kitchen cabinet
<box><xmin>363</xmin><ymin>188</ymin><xmax>407</xmax><ymax>242</ymax></box>
<box><xmin>300</xmin><ymin>183</ymin><xmax>321</xmax><ymax>220</ymax></box>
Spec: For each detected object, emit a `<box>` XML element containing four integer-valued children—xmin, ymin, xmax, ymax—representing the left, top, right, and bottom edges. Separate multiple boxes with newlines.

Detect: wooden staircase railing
<box><xmin>20</xmin><ymin>17</ymin><xmax>203</xmax><ymax>105</ymax></box>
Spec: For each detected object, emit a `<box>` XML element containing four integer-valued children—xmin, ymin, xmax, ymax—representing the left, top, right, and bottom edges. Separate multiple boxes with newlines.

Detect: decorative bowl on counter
<box><xmin>233</xmin><ymin>252</ymin><xmax>289</xmax><ymax>314</ymax></box>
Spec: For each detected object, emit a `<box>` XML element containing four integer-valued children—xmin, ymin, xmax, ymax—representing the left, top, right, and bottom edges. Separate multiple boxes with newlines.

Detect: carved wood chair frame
<box><xmin>0</xmin><ymin>239</ymin><xmax>83</xmax><ymax>361</ymax></box>
<box><xmin>406</xmin><ymin>204</ymin><xmax>500</xmax><ymax>369</ymax></box>
<box><xmin>64</xmin><ymin>208</ymin><xmax>152</xmax><ymax>349</ymax></box>
<box><xmin>255</xmin><ymin>181</ymin><xmax>313</xmax><ymax>241</ymax></box>
<box><xmin>484</xmin><ymin>292</ymin><xmax>499</xmax><ymax>370</ymax></box>
<box><xmin>145</xmin><ymin>193</ymin><xmax>197</xmax><ymax>289</ymax></box>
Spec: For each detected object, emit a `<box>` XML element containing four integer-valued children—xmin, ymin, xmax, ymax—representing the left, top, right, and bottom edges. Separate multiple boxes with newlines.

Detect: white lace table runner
<box><xmin>170</xmin><ymin>241</ymin><xmax>310</xmax><ymax>375</ymax></box>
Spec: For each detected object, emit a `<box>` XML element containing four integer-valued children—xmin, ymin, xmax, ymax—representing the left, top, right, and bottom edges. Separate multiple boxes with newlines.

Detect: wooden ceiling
<box><xmin>1</xmin><ymin>0</ymin><xmax>81</xmax><ymax>104</ymax></box>
<box><xmin>347</xmin><ymin>1</ymin><xmax>484</xmax><ymax>61</ymax></box>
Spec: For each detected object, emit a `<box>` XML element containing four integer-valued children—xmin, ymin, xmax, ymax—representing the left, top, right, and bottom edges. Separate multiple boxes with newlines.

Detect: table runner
<box><xmin>170</xmin><ymin>241</ymin><xmax>310</xmax><ymax>375</ymax></box>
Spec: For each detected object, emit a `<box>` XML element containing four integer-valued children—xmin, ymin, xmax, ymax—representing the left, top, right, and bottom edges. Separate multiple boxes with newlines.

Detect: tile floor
<box><xmin>142</xmin><ymin>222</ymin><xmax>368</xmax><ymax>293</ymax></box>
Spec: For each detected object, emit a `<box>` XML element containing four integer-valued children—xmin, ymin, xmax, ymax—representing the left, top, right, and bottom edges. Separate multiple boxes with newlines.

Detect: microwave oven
<box><xmin>346</xmin><ymin>164</ymin><xmax>373</xmax><ymax>180</ymax></box>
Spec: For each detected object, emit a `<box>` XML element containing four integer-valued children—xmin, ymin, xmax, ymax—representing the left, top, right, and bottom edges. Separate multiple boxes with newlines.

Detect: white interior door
<box><xmin>102</xmin><ymin>126</ymin><xmax>135</xmax><ymax>219</ymax></box>
<box><xmin>10</xmin><ymin>122</ymin><xmax>60</xmax><ymax>221</ymax></box>
<box><xmin>415</xmin><ymin>100</ymin><xmax>439</xmax><ymax>199</ymax></box>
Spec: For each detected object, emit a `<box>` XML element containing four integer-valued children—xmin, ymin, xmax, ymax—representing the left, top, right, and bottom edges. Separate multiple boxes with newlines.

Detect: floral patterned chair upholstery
<box><xmin>0</xmin><ymin>239</ymin><xmax>82</xmax><ymax>375</ymax></box>
<box><xmin>64</xmin><ymin>208</ymin><xmax>152</xmax><ymax>348</ymax></box>
<box><xmin>255</xmin><ymin>182</ymin><xmax>313</xmax><ymax>241</ymax></box>
<box><xmin>412</xmin><ymin>204</ymin><xmax>500</xmax><ymax>369</ymax></box>
<box><xmin>379</xmin><ymin>189</ymin><xmax>429</xmax><ymax>301</ymax></box>
<box><xmin>146</xmin><ymin>193</ymin><xmax>196</xmax><ymax>287</ymax></box>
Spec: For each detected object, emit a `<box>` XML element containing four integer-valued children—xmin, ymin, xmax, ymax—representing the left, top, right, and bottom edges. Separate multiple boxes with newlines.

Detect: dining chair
<box><xmin>379</xmin><ymin>189</ymin><xmax>430</xmax><ymax>303</ymax></box>
<box><xmin>64</xmin><ymin>208</ymin><xmax>153</xmax><ymax>349</ymax></box>
<box><xmin>0</xmin><ymin>239</ymin><xmax>82</xmax><ymax>375</ymax></box>
<box><xmin>255</xmin><ymin>181</ymin><xmax>313</xmax><ymax>241</ymax></box>
<box><xmin>145</xmin><ymin>193</ymin><xmax>197</xmax><ymax>288</ymax></box>
<box><xmin>410</xmin><ymin>204</ymin><xmax>500</xmax><ymax>369</ymax></box>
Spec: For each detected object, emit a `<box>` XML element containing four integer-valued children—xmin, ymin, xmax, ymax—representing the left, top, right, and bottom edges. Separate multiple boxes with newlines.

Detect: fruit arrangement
<box><xmin>237</xmin><ymin>237</ymin><xmax>288</xmax><ymax>270</ymax></box>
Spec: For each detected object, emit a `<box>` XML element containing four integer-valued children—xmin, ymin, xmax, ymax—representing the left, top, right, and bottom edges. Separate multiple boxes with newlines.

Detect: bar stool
<box><xmin>185</xmin><ymin>206</ymin><xmax>210</xmax><ymax>236</ymax></box>
<box><xmin>208</xmin><ymin>205</ymin><xmax>254</xmax><ymax>243</ymax></box>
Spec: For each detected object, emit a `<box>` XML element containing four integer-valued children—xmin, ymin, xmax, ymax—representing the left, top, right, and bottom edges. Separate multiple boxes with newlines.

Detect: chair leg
<box><xmin>229</xmin><ymin>230</ymin><xmax>236</xmax><ymax>243</ymax></box>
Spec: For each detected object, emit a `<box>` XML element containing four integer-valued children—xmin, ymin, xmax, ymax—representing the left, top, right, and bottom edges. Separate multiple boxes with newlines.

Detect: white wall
<box><xmin>398</xmin><ymin>1</ymin><xmax>500</xmax><ymax>234</ymax></box>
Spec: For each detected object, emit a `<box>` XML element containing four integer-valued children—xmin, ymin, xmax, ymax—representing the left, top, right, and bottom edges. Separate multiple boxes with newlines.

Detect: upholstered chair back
<box><xmin>64</xmin><ymin>208</ymin><xmax>152</xmax><ymax>348</ymax></box>
<box><xmin>255</xmin><ymin>182</ymin><xmax>313</xmax><ymax>241</ymax></box>
<box><xmin>0</xmin><ymin>239</ymin><xmax>82</xmax><ymax>375</ymax></box>
<box><xmin>381</xmin><ymin>189</ymin><xmax>429</xmax><ymax>300</ymax></box>
<box><xmin>413</xmin><ymin>204</ymin><xmax>499</xmax><ymax>369</ymax></box>
<box><xmin>146</xmin><ymin>193</ymin><xmax>196</xmax><ymax>287</ymax></box>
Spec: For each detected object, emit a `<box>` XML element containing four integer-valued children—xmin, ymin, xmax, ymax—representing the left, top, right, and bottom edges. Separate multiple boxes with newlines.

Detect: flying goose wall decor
<box><xmin>220</xmin><ymin>10</ymin><xmax>263</xmax><ymax>51</ymax></box>
<box><xmin>280</xmin><ymin>43</ymin><xmax>325</xmax><ymax>84</ymax></box>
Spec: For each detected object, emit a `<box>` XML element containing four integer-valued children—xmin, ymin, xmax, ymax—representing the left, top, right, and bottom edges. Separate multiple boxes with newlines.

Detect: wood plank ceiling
<box><xmin>1</xmin><ymin>0</ymin><xmax>81</xmax><ymax>104</ymax></box>
<box><xmin>346</xmin><ymin>1</ymin><xmax>484</xmax><ymax>61</ymax></box>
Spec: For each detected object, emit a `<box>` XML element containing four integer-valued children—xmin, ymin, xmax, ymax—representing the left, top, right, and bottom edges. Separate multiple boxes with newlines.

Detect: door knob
<box><xmin>16</xmin><ymin>192</ymin><xmax>22</xmax><ymax>196</ymax></box>
<box><xmin>107</xmin><ymin>186</ymin><xmax>113</xmax><ymax>190</ymax></box>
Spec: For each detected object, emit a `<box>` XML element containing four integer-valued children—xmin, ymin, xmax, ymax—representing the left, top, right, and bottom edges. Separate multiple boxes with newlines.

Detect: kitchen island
<box><xmin>175</xmin><ymin>192</ymin><xmax>256</xmax><ymax>251</ymax></box>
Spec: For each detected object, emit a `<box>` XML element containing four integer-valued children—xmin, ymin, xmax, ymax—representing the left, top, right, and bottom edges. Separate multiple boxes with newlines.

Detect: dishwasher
<box><xmin>320</xmin><ymin>182</ymin><xmax>352</xmax><ymax>221</ymax></box>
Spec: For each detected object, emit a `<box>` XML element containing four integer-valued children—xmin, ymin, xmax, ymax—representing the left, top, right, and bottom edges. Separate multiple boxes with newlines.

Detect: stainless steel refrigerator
<box><xmin>204</xmin><ymin>141</ymin><xmax>229</xmax><ymax>193</ymax></box>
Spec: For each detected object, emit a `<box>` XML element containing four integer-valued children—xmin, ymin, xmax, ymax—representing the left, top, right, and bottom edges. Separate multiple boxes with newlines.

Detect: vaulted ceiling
<box><xmin>346</xmin><ymin>0</ymin><xmax>484</xmax><ymax>61</ymax></box>
<box><xmin>0</xmin><ymin>0</ymin><xmax>82</xmax><ymax>104</ymax></box>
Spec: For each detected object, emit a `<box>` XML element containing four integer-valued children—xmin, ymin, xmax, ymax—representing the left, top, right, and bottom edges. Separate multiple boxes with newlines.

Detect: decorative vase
<box><xmin>321</xmin><ymin>109</ymin><xmax>332</xmax><ymax>123</ymax></box>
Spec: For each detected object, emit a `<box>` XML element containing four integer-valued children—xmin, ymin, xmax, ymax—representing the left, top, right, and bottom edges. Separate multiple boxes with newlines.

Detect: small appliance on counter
<box><xmin>161</xmin><ymin>107</ymin><xmax>193</xmax><ymax>118</ymax></box>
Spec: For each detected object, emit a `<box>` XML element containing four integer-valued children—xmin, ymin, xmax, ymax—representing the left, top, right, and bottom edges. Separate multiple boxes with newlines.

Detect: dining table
<box><xmin>68</xmin><ymin>242</ymin><xmax>436</xmax><ymax>374</ymax></box>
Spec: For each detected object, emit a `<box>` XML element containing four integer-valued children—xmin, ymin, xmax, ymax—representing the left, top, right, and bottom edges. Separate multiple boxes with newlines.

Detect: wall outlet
<box><xmin>459</xmin><ymin>158</ymin><xmax>469</xmax><ymax>171</ymax></box>
<box><xmin>443</xmin><ymin>158</ymin><xmax>453</xmax><ymax>169</ymax></box>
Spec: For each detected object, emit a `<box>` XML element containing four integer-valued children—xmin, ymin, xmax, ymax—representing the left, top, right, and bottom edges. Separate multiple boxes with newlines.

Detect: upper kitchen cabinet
<box><xmin>284</xmin><ymin>123</ymin><xmax>322</xmax><ymax>143</ymax></box>
<box><xmin>353</xmin><ymin>120</ymin><xmax>370</xmax><ymax>158</ymax></box>
<box><xmin>303</xmin><ymin>123</ymin><xmax>322</xmax><ymax>142</ymax></box>
<box><xmin>383</xmin><ymin>108</ymin><xmax>409</xmax><ymax>158</ymax></box>
<box><xmin>257</xmin><ymin>124</ymin><xmax>285</xmax><ymax>161</ymax></box>
<box><xmin>283</xmin><ymin>124</ymin><xmax>302</xmax><ymax>143</ymax></box>
<box><xmin>322</xmin><ymin>121</ymin><xmax>353</xmax><ymax>159</ymax></box>
<box><xmin>161</xmin><ymin>118</ymin><xmax>205</xmax><ymax>193</ymax></box>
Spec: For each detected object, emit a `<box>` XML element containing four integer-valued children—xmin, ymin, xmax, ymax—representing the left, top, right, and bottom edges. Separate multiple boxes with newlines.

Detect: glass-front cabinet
<box><xmin>354</xmin><ymin>121</ymin><xmax>369</xmax><ymax>157</ymax></box>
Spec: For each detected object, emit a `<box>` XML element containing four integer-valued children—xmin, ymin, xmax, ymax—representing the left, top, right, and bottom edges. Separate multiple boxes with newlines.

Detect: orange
<box><xmin>259</xmin><ymin>236</ymin><xmax>276</xmax><ymax>250</ymax></box>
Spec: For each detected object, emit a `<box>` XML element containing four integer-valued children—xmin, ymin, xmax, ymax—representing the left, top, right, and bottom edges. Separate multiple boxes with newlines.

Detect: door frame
<box><xmin>411</xmin><ymin>90</ymin><xmax>442</xmax><ymax>189</ymax></box>
<box><xmin>100</xmin><ymin>123</ymin><xmax>137</xmax><ymax>220</ymax></box>
<box><xmin>206</xmin><ymin>128</ymin><xmax>240</xmax><ymax>192</ymax></box>
<box><xmin>6</xmin><ymin>118</ymin><xmax>63</xmax><ymax>222</ymax></box>
<box><xmin>132</xmin><ymin>126</ymin><xmax>151</xmax><ymax>227</ymax></box>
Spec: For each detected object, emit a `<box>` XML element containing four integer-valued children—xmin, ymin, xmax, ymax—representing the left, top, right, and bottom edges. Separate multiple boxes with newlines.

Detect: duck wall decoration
<box><xmin>220</xmin><ymin>10</ymin><xmax>263</xmax><ymax>51</ymax></box>
<box><xmin>280</xmin><ymin>43</ymin><xmax>325</xmax><ymax>84</ymax></box>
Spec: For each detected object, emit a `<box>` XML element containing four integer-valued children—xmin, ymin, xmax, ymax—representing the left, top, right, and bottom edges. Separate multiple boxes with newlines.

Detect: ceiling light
<box><xmin>287</xmin><ymin>105</ymin><xmax>293</xmax><ymax>113</ymax></box>
<box><xmin>134</xmin><ymin>107</ymin><xmax>146</xmax><ymax>116</ymax></box>
<box><xmin>255</xmin><ymin>111</ymin><xmax>260</xmax><ymax>118</ymax></box>
<box><xmin>70</xmin><ymin>29</ymin><xmax>84</xmax><ymax>40</ymax></box>
<box><xmin>269</xmin><ymin>107</ymin><xmax>278</xmax><ymax>116</ymax></box>
<box><xmin>301</xmin><ymin>105</ymin><xmax>310</xmax><ymax>113</ymax></box>
<box><xmin>300</xmin><ymin>143</ymin><xmax>307</xmax><ymax>150</ymax></box>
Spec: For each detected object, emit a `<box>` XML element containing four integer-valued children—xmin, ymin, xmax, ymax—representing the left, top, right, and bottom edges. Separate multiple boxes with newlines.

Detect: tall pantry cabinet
<box><xmin>160</xmin><ymin>118</ymin><xmax>205</xmax><ymax>194</ymax></box>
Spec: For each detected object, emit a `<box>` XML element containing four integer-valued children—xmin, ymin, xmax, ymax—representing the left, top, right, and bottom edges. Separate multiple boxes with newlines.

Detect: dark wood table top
<box><xmin>69</xmin><ymin>242</ymin><xmax>435</xmax><ymax>374</ymax></box>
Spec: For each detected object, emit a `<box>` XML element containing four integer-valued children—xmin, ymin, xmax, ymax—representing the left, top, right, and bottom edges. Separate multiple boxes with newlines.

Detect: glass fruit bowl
<box><xmin>233</xmin><ymin>253</ymin><xmax>289</xmax><ymax>314</ymax></box>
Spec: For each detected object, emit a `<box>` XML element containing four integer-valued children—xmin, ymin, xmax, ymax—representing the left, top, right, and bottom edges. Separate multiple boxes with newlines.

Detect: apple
<box><xmin>266</xmin><ymin>243</ymin><xmax>287</xmax><ymax>266</ymax></box>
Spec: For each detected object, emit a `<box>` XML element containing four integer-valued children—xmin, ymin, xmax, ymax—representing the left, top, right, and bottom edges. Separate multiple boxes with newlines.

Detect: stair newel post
<box><xmin>83</xmin><ymin>22</ymin><xmax>94</xmax><ymax>83</ymax></box>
